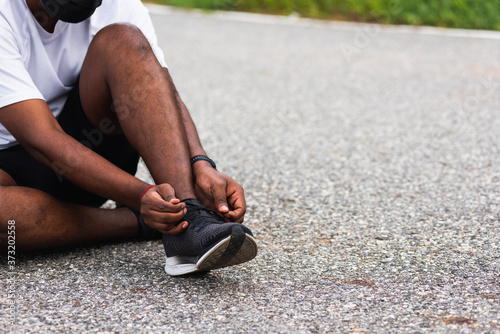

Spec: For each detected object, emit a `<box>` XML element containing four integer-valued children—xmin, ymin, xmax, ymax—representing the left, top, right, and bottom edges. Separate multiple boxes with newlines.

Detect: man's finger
<box><xmin>152</xmin><ymin>210</ymin><xmax>187</xmax><ymax>224</ymax></box>
<box><xmin>225</xmin><ymin>188</ymin><xmax>246</xmax><ymax>222</ymax></box>
<box><xmin>153</xmin><ymin>183</ymin><xmax>178</xmax><ymax>203</ymax></box>
<box><xmin>145</xmin><ymin>200</ymin><xmax>185</xmax><ymax>214</ymax></box>
<box><xmin>225</xmin><ymin>208</ymin><xmax>245</xmax><ymax>223</ymax></box>
<box><xmin>158</xmin><ymin>221</ymin><xmax>188</xmax><ymax>235</ymax></box>
<box><xmin>212</xmin><ymin>181</ymin><xmax>229</xmax><ymax>213</ymax></box>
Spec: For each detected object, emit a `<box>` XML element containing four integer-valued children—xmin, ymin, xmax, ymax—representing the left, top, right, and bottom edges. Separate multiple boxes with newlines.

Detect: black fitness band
<box><xmin>190</xmin><ymin>155</ymin><xmax>217</xmax><ymax>170</ymax></box>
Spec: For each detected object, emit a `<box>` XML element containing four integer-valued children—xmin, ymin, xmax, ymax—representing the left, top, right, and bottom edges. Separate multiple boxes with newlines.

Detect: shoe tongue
<box><xmin>181</xmin><ymin>198</ymin><xmax>199</xmax><ymax>204</ymax></box>
<box><xmin>182</xmin><ymin>199</ymin><xmax>224</xmax><ymax>222</ymax></box>
<box><xmin>182</xmin><ymin>198</ymin><xmax>204</xmax><ymax>210</ymax></box>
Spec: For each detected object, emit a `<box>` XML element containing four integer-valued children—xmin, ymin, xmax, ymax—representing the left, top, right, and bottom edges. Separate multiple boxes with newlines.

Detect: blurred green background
<box><xmin>148</xmin><ymin>0</ymin><xmax>500</xmax><ymax>30</ymax></box>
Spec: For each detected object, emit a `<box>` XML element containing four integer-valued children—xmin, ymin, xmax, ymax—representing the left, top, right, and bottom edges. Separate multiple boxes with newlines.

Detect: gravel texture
<box><xmin>1</xmin><ymin>5</ymin><xmax>500</xmax><ymax>333</ymax></box>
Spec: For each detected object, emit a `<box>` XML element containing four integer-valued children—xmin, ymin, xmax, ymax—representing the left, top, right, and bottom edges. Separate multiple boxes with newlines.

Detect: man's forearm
<box><xmin>163</xmin><ymin>68</ymin><xmax>211</xmax><ymax>162</ymax></box>
<box><xmin>28</xmin><ymin>130</ymin><xmax>149</xmax><ymax>209</ymax></box>
<box><xmin>177</xmin><ymin>96</ymin><xmax>206</xmax><ymax>157</ymax></box>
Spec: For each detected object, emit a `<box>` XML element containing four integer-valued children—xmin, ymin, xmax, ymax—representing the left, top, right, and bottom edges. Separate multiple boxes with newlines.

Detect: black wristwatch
<box><xmin>190</xmin><ymin>155</ymin><xmax>217</xmax><ymax>170</ymax></box>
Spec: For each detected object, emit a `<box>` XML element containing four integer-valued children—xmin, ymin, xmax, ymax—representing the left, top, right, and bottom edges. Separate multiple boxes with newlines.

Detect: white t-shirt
<box><xmin>0</xmin><ymin>0</ymin><xmax>167</xmax><ymax>149</ymax></box>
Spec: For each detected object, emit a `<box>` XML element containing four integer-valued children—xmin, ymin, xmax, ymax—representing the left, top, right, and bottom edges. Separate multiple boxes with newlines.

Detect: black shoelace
<box><xmin>182</xmin><ymin>199</ymin><xmax>225</xmax><ymax>232</ymax></box>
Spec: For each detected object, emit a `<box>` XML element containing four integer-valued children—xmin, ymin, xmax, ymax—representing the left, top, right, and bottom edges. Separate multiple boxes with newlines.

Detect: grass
<box><xmin>147</xmin><ymin>0</ymin><xmax>500</xmax><ymax>31</ymax></box>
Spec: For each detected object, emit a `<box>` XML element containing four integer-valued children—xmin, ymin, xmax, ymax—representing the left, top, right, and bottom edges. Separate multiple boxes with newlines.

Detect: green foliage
<box><xmin>149</xmin><ymin>0</ymin><xmax>500</xmax><ymax>30</ymax></box>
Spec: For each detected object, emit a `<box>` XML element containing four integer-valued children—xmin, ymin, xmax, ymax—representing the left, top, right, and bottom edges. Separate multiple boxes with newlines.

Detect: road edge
<box><xmin>146</xmin><ymin>3</ymin><xmax>500</xmax><ymax>40</ymax></box>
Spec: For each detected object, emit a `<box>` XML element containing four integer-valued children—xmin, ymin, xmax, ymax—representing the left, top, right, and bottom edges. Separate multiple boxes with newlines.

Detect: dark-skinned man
<box><xmin>0</xmin><ymin>0</ymin><xmax>257</xmax><ymax>275</ymax></box>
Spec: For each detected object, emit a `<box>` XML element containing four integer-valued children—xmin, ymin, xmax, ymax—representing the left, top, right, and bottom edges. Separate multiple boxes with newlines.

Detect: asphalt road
<box><xmin>1</xmin><ymin>5</ymin><xmax>500</xmax><ymax>333</ymax></box>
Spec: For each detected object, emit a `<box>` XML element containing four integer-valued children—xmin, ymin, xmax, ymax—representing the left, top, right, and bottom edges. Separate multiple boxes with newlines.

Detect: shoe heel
<box><xmin>197</xmin><ymin>225</ymin><xmax>257</xmax><ymax>272</ymax></box>
<box><xmin>212</xmin><ymin>225</ymin><xmax>246</xmax><ymax>267</ymax></box>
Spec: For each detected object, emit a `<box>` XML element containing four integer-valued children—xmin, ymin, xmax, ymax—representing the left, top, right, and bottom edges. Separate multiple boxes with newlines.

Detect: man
<box><xmin>0</xmin><ymin>0</ymin><xmax>257</xmax><ymax>276</ymax></box>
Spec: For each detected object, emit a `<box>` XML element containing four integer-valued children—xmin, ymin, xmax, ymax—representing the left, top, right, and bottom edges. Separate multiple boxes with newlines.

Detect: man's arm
<box><xmin>0</xmin><ymin>100</ymin><xmax>147</xmax><ymax>206</ymax></box>
<box><xmin>163</xmin><ymin>69</ymin><xmax>247</xmax><ymax>223</ymax></box>
<box><xmin>163</xmin><ymin>68</ymin><xmax>207</xmax><ymax>159</ymax></box>
<box><xmin>0</xmin><ymin>99</ymin><xmax>187</xmax><ymax>233</ymax></box>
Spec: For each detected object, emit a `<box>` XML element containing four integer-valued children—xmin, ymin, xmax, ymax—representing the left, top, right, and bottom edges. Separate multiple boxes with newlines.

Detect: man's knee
<box><xmin>90</xmin><ymin>23</ymin><xmax>152</xmax><ymax>56</ymax></box>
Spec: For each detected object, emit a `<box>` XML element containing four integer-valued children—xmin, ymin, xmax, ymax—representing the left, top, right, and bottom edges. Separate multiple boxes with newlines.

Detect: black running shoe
<box><xmin>162</xmin><ymin>199</ymin><xmax>257</xmax><ymax>276</ymax></box>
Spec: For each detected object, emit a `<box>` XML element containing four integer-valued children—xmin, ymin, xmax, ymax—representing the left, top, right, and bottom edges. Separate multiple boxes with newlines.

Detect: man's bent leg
<box><xmin>75</xmin><ymin>24</ymin><xmax>257</xmax><ymax>275</ymax></box>
<box><xmin>0</xmin><ymin>182</ymin><xmax>140</xmax><ymax>253</ymax></box>
<box><xmin>79</xmin><ymin>23</ymin><xmax>195</xmax><ymax>200</ymax></box>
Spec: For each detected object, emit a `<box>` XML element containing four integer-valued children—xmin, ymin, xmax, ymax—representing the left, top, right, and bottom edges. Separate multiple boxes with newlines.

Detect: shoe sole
<box><xmin>164</xmin><ymin>225</ymin><xmax>257</xmax><ymax>276</ymax></box>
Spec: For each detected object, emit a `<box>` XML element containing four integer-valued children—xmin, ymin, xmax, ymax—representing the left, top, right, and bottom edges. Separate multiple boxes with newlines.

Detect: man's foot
<box><xmin>162</xmin><ymin>199</ymin><xmax>257</xmax><ymax>276</ymax></box>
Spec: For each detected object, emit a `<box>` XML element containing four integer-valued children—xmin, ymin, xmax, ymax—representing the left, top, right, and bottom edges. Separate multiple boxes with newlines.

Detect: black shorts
<box><xmin>0</xmin><ymin>79</ymin><xmax>140</xmax><ymax>207</ymax></box>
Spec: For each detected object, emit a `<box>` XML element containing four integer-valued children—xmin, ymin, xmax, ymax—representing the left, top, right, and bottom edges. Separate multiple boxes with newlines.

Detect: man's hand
<box><xmin>193</xmin><ymin>165</ymin><xmax>246</xmax><ymax>223</ymax></box>
<box><xmin>140</xmin><ymin>184</ymin><xmax>188</xmax><ymax>235</ymax></box>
